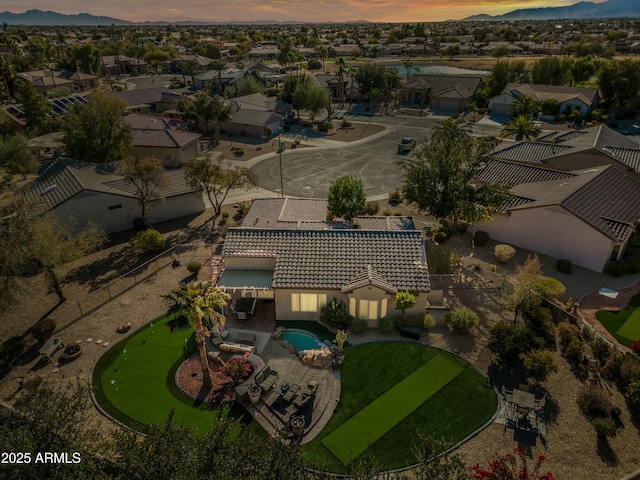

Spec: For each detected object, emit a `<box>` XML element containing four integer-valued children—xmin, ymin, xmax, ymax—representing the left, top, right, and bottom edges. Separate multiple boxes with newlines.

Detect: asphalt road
<box><xmin>251</xmin><ymin>114</ymin><xmax>503</xmax><ymax>199</ymax></box>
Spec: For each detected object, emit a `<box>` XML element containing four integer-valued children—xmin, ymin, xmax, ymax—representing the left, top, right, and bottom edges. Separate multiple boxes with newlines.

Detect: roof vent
<box><xmin>41</xmin><ymin>185</ymin><xmax>57</xmax><ymax>195</ymax></box>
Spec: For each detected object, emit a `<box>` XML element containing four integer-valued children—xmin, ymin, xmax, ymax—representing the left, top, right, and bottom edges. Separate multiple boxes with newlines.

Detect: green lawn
<box><xmin>322</xmin><ymin>354</ymin><xmax>463</xmax><ymax>465</ymax></box>
<box><xmin>92</xmin><ymin>315</ymin><xmax>252</xmax><ymax>434</ymax></box>
<box><xmin>303</xmin><ymin>343</ymin><xmax>497</xmax><ymax>472</ymax></box>
<box><xmin>596</xmin><ymin>294</ymin><xmax>640</xmax><ymax>346</ymax></box>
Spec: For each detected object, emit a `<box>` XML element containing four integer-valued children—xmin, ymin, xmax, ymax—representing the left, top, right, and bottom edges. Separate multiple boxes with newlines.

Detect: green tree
<box><xmin>442</xmin><ymin>45</ymin><xmax>461</xmax><ymax>61</ymax></box>
<box><xmin>174</xmin><ymin>95</ymin><xmax>198</xmax><ymax>131</ymax></box>
<box><xmin>15</xmin><ymin>82</ymin><xmax>52</xmax><ymax>132</ymax></box>
<box><xmin>61</xmin><ymin>92</ymin><xmax>133</xmax><ymax>163</ymax></box>
<box><xmin>183</xmin><ymin>154</ymin><xmax>257</xmax><ymax>226</ymax></box>
<box><xmin>395</xmin><ymin>291</ymin><xmax>416</xmax><ymax>322</ymax></box>
<box><xmin>411</xmin><ymin>433</ymin><xmax>468</xmax><ymax>480</ymax></box>
<box><xmin>224</xmin><ymin>75</ymin><xmax>263</xmax><ymax>99</ymax></box>
<box><xmin>209</xmin><ymin>59</ymin><xmax>227</xmax><ymax>95</ymax></box>
<box><xmin>509</xmin><ymin>94</ymin><xmax>541</xmax><ymax>118</ymax></box>
<box><xmin>293</xmin><ymin>79</ymin><xmax>329</xmax><ymax>122</ymax></box>
<box><xmin>492</xmin><ymin>45</ymin><xmax>511</xmax><ymax>63</ymax></box>
<box><xmin>598</xmin><ymin>59</ymin><xmax>640</xmax><ymax>113</ymax></box>
<box><xmin>0</xmin><ymin>133</ymin><xmax>39</xmax><ymax>179</ymax></box>
<box><xmin>122</xmin><ymin>156</ymin><xmax>168</xmax><ymax>227</ymax></box>
<box><xmin>523</xmin><ymin>349</ymin><xmax>557</xmax><ymax>383</ymax></box>
<box><xmin>400</xmin><ymin>118</ymin><xmax>504</xmax><ymax>226</ymax></box>
<box><xmin>193</xmin><ymin>92</ymin><xmax>232</xmax><ymax>144</ymax></box>
<box><xmin>327</xmin><ymin>175</ymin><xmax>366</xmax><ymax>221</ymax></box>
<box><xmin>162</xmin><ymin>280</ymin><xmax>230</xmax><ymax>388</ymax></box>
<box><xmin>0</xmin><ymin>197</ymin><xmax>107</xmax><ymax>307</ymax></box>
<box><xmin>531</xmin><ymin>56</ymin><xmax>573</xmax><ymax>85</ymax></box>
<box><xmin>444</xmin><ymin>306</ymin><xmax>480</xmax><ymax>333</ymax></box>
<box><xmin>489</xmin><ymin>321</ymin><xmax>535</xmax><ymax>363</ymax></box>
<box><xmin>500</xmin><ymin>115</ymin><xmax>542</xmax><ymax>141</ymax></box>
<box><xmin>315</xmin><ymin>45</ymin><xmax>328</xmax><ymax>72</ymax></box>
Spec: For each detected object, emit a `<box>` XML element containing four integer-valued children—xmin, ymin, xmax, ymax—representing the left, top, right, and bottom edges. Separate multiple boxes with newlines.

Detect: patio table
<box><xmin>511</xmin><ymin>389</ymin><xmax>536</xmax><ymax>409</ymax></box>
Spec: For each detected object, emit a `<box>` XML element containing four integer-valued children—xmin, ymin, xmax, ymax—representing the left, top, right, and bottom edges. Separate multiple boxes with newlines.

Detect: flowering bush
<box><xmin>470</xmin><ymin>449</ymin><xmax>556</xmax><ymax>479</ymax></box>
<box><xmin>631</xmin><ymin>339</ymin><xmax>640</xmax><ymax>354</ymax></box>
<box><xmin>218</xmin><ymin>357</ymin><xmax>254</xmax><ymax>384</ymax></box>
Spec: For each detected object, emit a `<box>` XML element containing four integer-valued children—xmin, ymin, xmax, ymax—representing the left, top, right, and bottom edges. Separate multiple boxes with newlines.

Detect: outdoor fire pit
<box><xmin>60</xmin><ymin>344</ymin><xmax>82</xmax><ymax>362</ymax></box>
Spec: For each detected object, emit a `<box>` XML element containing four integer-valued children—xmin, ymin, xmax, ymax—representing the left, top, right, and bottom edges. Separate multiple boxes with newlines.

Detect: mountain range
<box><xmin>0</xmin><ymin>0</ymin><xmax>638</xmax><ymax>26</ymax></box>
<box><xmin>463</xmin><ymin>0</ymin><xmax>639</xmax><ymax>22</ymax></box>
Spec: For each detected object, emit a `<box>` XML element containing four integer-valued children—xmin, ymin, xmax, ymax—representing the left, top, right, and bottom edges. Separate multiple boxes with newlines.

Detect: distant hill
<box><xmin>463</xmin><ymin>0</ymin><xmax>639</xmax><ymax>21</ymax></box>
<box><xmin>0</xmin><ymin>9</ymin><xmax>134</xmax><ymax>26</ymax></box>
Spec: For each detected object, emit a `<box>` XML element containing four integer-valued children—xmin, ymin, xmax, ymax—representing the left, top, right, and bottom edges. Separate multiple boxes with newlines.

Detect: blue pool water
<box><xmin>281</xmin><ymin>330</ymin><xmax>320</xmax><ymax>351</ymax></box>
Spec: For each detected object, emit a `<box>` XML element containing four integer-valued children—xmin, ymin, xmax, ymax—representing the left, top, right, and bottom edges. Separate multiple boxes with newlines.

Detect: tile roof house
<box><xmin>222</xmin><ymin>93</ymin><xmax>285</xmax><ymax>138</ymax></box>
<box><xmin>124</xmin><ymin>113</ymin><xmax>202</xmax><ymax>167</ymax></box>
<box><xmin>489</xmin><ymin>83</ymin><xmax>599</xmax><ymax>117</ymax></box>
<box><xmin>491</xmin><ymin>125</ymin><xmax>640</xmax><ymax>177</ymax></box>
<box><xmin>112</xmin><ymin>87</ymin><xmax>182</xmax><ymax>114</ymax></box>
<box><xmin>473</xmin><ymin>160</ymin><xmax>640</xmax><ymax>272</ymax></box>
<box><xmin>20</xmin><ymin>158</ymin><xmax>204</xmax><ymax>233</ymax></box>
<box><xmin>218</xmin><ymin>198</ymin><xmax>430</xmax><ymax>322</ymax></box>
<box><xmin>399</xmin><ymin>74</ymin><xmax>485</xmax><ymax>113</ymax></box>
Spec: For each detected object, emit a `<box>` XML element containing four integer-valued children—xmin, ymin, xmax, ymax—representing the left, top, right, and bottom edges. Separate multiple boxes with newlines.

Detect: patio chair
<box><xmin>302</xmin><ymin>379</ymin><xmax>319</xmax><ymax>397</ymax></box>
<box><xmin>264</xmin><ymin>390</ymin><xmax>280</xmax><ymax>409</ymax></box>
<box><xmin>282</xmin><ymin>384</ymin><xmax>300</xmax><ymax>404</ymax></box>
<box><xmin>257</xmin><ymin>369</ymin><xmax>279</xmax><ymax>391</ymax></box>
<box><xmin>293</xmin><ymin>393</ymin><xmax>313</xmax><ymax>411</ymax></box>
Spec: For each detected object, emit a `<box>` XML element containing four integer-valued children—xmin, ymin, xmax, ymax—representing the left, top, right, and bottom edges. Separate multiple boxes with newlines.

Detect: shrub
<box><xmin>519</xmin><ymin>297</ymin><xmax>555</xmax><ymax>343</ymax></box>
<box><xmin>472</xmin><ymin>230</ymin><xmax>489</xmax><ymax>246</ymax></box>
<box><xmin>341</xmin><ymin>119</ymin><xmax>352</xmax><ymax>128</ymax></box>
<box><xmin>495</xmin><ymin>244</ymin><xmax>516</xmax><ymax>263</ymax></box>
<box><xmin>130</xmin><ymin>229</ymin><xmax>165</xmax><ymax>254</ymax></box>
<box><xmin>283</xmin><ymin>124</ymin><xmax>291</xmax><ymax>132</ymax></box>
<box><xmin>22</xmin><ymin>376</ymin><xmax>43</xmax><ymax>391</ymax></box>
<box><xmin>186</xmin><ymin>260</ymin><xmax>202</xmax><ymax>275</ymax></box>
<box><xmin>530</xmin><ymin>277</ymin><xmax>566</xmax><ymax>301</ymax></box>
<box><xmin>317</xmin><ymin>121</ymin><xmax>332</xmax><ymax>132</ymax></box>
<box><xmin>523</xmin><ymin>350</ymin><xmax>557</xmax><ymax>383</ymax></box>
<box><xmin>378</xmin><ymin>317</ymin><xmax>394</xmax><ymax>334</ymax></box>
<box><xmin>578</xmin><ymin>385</ymin><xmax>616</xmax><ymax>418</ymax></box>
<box><xmin>556</xmin><ymin>259</ymin><xmax>572</xmax><ymax>274</ymax></box>
<box><xmin>566</xmin><ymin>338</ymin><xmax>585</xmax><ymax>362</ymax></box>
<box><xmin>351</xmin><ymin>318</ymin><xmax>368</xmax><ymax>334</ymax></box>
<box><xmin>388</xmin><ymin>190</ymin><xmax>403</xmax><ymax>205</ymax></box>
<box><xmin>557</xmin><ymin>321</ymin><xmax>579</xmax><ymax>347</ymax></box>
<box><xmin>591</xmin><ymin>337</ymin><xmax>613</xmax><ymax>365</ymax></box>
<box><xmin>221</xmin><ymin>211</ymin><xmax>230</xmax><ymax>219</ymax></box>
<box><xmin>364</xmin><ymin>201</ymin><xmax>379</xmax><ymax>215</ymax></box>
<box><xmin>631</xmin><ymin>340</ymin><xmax>640</xmax><ymax>355</ymax></box>
<box><xmin>620</xmin><ymin>357</ymin><xmax>640</xmax><ymax>384</ymax></box>
<box><xmin>235</xmin><ymin>202</ymin><xmax>249</xmax><ymax>219</ymax></box>
<box><xmin>433</xmin><ymin>231</ymin><xmax>448</xmax><ymax>244</ymax></box>
<box><xmin>427</xmin><ymin>246</ymin><xmax>459</xmax><ymax>274</ymax></box>
<box><xmin>320</xmin><ymin>298</ymin><xmax>351</xmax><ymax>330</ymax></box>
<box><xmin>0</xmin><ymin>336</ymin><xmax>26</xmax><ymax>363</ymax></box>
<box><xmin>29</xmin><ymin>318</ymin><xmax>56</xmax><ymax>343</ymax></box>
<box><xmin>625</xmin><ymin>381</ymin><xmax>640</xmax><ymax>412</ymax></box>
<box><xmin>382</xmin><ymin>209</ymin><xmax>392</xmax><ymax>216</ymax></box>
<box><xmin>233</xmin><ymin>147</ymin><xmax>244</xmax><ymax>156</ymax></box>
<box><xmin>489</xmin><ymin>322</ymin><xmax>534</xmax><ymax>362</ymax></box>
<box><xmin>445</xmin><ymin>306</ymin><xmax>479</xmax><ymax>334</ymax></box>
<box><xmin>423</xmin><ymin>313</ymin><xmax>436</xmax><ymax>329</ymax></box>
<box><xmin>608</xmin><ymin>259</ymin><xmax>631</xmax><ymax>277</ymax></box>
<box><xmin>591</xmin><ymin>417</ymin><xmax>617</xmax><ymax>438</ymax></box>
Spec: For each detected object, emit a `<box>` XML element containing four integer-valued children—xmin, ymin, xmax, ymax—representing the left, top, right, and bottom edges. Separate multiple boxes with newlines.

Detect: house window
<box><xmin>349</xmin><ymin>298</ymin><xmax>357</xmax><ymax>317</ymax></box>
<box><xmin>359</xmin><ymin>299</ymin><xmax>379</xmax><ymax>320</ymax></box>
<box><xmin>291</xmin><ymin>293</ymin><xmax>327</xmax><ymax>313</ymax></box>
<box><xmin>381</xmin><ymin>298</ymin><xmax>388</xmax><ymax>318</ymax></box>
<box><xmin>108</xmin><ymin>204</ymin><xmax>122</xmax><ymax>210</ymax></box>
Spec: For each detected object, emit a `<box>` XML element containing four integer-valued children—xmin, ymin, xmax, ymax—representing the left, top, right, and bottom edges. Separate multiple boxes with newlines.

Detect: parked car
<box><xmin>397</xmin><ymin>137</ymin><xmax>416</xmax><ymax>153</ymax></box>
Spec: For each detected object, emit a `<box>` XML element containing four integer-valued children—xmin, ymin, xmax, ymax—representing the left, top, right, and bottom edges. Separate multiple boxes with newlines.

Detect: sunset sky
<box><xmin>2</xmin><ymin>1</ymin><xmax>606</xmax><ymax>23</ymax></box>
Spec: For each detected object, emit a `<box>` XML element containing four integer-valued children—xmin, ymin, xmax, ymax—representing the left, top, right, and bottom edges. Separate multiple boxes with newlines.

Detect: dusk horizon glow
<box><xmin>1</xmin><ymin>1</ymin><xmax>608</xmax><ymax>23</ymax></box>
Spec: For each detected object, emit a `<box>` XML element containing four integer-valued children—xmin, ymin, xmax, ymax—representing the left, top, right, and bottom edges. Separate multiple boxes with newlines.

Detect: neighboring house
<box><xmin>399</xmin><ymin>74</ymin><xmax>484</xmax><ymax>113</ymax></box>
<box><xmin>21</xmin><ymin>158</ymin><xmax>204</xmax><ymax>233</ymax></box>
<box><xmin>125</xmin><ymin>113</ymin><xmax>201</xmax><ymax>167</ymax></box>
<box><xmin>191</xmin><ymin>68</ymin><xmax>244</xmax><ymax>92</ymax></box>
<box><xmin>491</xmin><ymin>125</ymin><xmax>640</xmax><ymax>177</ymax></box>
<box><xmin>222</xmin><ymin>92</ymin><xmax>285</xmax><ymax>137</ymax></box>
<box><xmin>168</xmin><ymin>54</ymin><xmax>215</xmax><ymax>74</ymax></box>
<box><xmin>217</xmin><ymin>198</ymin><xmax>431</xmax><ymax>322</ymax></box>
<box><xmin>3</xmin><ymin>93</ymin><xmax>89</xmax><ymax>129</ymax></box>
<box><xmin>102</xmin><ymin>55</ymin><xmax>148</xmax><ymax>76</ymax></box>
<box><xmin>474</xmin><ymin>160</ymin><xmax>640</xmax><ymax>272</ymax></box>
<box><xmin>489</xmin><ymin>83</ymin><xmax>599</xmax><ymax>117</ymax></box>
<box><xmin>17</xmin><ymin>70</ymin><xmax>75</xmax><ymax>94</ymax></box>
<box><xmin>112</xmin><ymin>87</ymin><xmax>182</xmax><ymax>114</ymax></box>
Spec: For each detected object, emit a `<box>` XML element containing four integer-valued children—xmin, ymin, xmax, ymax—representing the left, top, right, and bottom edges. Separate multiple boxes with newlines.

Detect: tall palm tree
<box><xmin>402</xmin><ymin>57</ymin><xmax>414</xmax><ymax>82</ymax></box>
<box><xmin>315</xmin><ymin>45</ymin><xmax>328</xmax><ymax>73</ymax></box>
<box><xmin>162</xmin><ymin>281</ymin><xmax>230</xmax><ymax>389</ymax></box>
<box><xmin>500</xmin><ymin>115</ymin><xmax>542</xmax><ymax>141</ymax></box>
<box><xmin>335</xmin><ymin>56</ymin><xmax>347</xmax><ymax>104</ymax></box>
<box><xmin>209</xmin><ymin>60</ymin><xmax>227</xmax><ymax>95</ymax></box>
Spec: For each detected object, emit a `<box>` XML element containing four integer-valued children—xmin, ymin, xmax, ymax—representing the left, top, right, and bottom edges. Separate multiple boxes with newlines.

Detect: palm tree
<box><xmin>162</xmin><ymin>281</ymin><xmax>230</xmax><ymax>389</ymax></box>
<box><xmin>402</xmin><ymin>57</ymin><xmax>414</xmax><ymax>82</ymax></box>
<box><xmin>509</xmin><ymin>94</ymin><xmax>541</xmax><ymax>118</ymax></box>
<box><xmin>315</xmin><ymin>45</ymin><xmax>328</xmax><ymax>72</ymax></box>
<box><xmin>500</xmin><ymin>115</ymin><xmax>542</xmax><ymax>141</ymax></box>
<box><xmin>209</xmin><ymin>60</ymin><xmax>227</xmax><ymax>95</ymax></box>
<box><xmin>335</xmin><ymin>56</ymin><xmax>347</xmax><ymax>104</ymax></box>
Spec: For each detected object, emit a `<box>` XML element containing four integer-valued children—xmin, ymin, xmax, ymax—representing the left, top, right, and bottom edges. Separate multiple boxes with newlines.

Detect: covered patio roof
<box><xmin>217</xmin><ymin>268</ymin><xmax>274</xmax><ymax>291</ymax></box>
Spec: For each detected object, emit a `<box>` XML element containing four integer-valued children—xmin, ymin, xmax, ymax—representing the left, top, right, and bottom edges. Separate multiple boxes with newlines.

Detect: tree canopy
<box><xmin>500</xmin><ymin>115</ymin><xmax>542</xmax><ymax>141</ymax></box>
<box><xmin>122</xmin><ymin>156</ymin><xmax>168</xmax><ymax>226</ymax></box>
<box><xmin>61</xmin><ymin>92</ymin><xmax>133</xmax><ymax>163</ymax></box>
<box><xmin>400</xmin><ymin>118</ymin><xmax>504</xmax><ymax>226</ymax></box>
<box><xmin>327</xmin><ymin>175</ymin><xmax>366</xmax><ymax>222</ymax></box>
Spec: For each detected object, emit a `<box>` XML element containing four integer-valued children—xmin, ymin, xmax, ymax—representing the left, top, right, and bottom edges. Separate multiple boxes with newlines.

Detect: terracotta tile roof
<box><xmin>477</xmin><ymin>160</ymin><xmax>576</xmax><ymax>186</ymax></box>
<box><xmin>341</xmin><ymin>265</ymin><xmax>398</xmax><ymax>294</ymax></box>
<box><xmin>222</xmin><ymin>229</ymin><xmax>430</xmax><ymax>291</ymax></box>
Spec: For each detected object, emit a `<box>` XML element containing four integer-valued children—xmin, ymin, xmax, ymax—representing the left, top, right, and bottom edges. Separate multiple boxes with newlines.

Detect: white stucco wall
<box><xmin>473</xmin><ymin>206</ymin><xmax>616</xmax><ymax>272</ymax></box>
<box><xmin>560</xmin><ymin>98</ymin><xmax>590</xmax><ymax>116</ymax></box>
<box><xmin>52</xmin><ymin>191</ymin><xmax>205</xmax><ymax>233</ymax></box>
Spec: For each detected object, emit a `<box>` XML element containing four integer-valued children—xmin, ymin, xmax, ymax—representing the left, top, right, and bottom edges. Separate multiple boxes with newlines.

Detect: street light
<box><xmin>278</xmin><ymin>126</ymin><xmax>284</xmax><ymax>198</ymax></box>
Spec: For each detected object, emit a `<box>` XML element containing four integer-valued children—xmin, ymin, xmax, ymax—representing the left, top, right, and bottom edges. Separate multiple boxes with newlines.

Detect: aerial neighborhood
<box><xmin>2</xmin><ymin>3</ymin><xmax>640</xmax><ymax>479</ymax></box>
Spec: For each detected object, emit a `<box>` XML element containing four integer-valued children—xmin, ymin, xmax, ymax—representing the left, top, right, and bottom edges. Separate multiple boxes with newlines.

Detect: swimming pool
<box><xmin>281</xmin><ymin>330</ymin><xmax>321</xmax><ymax>351</ymax></box>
